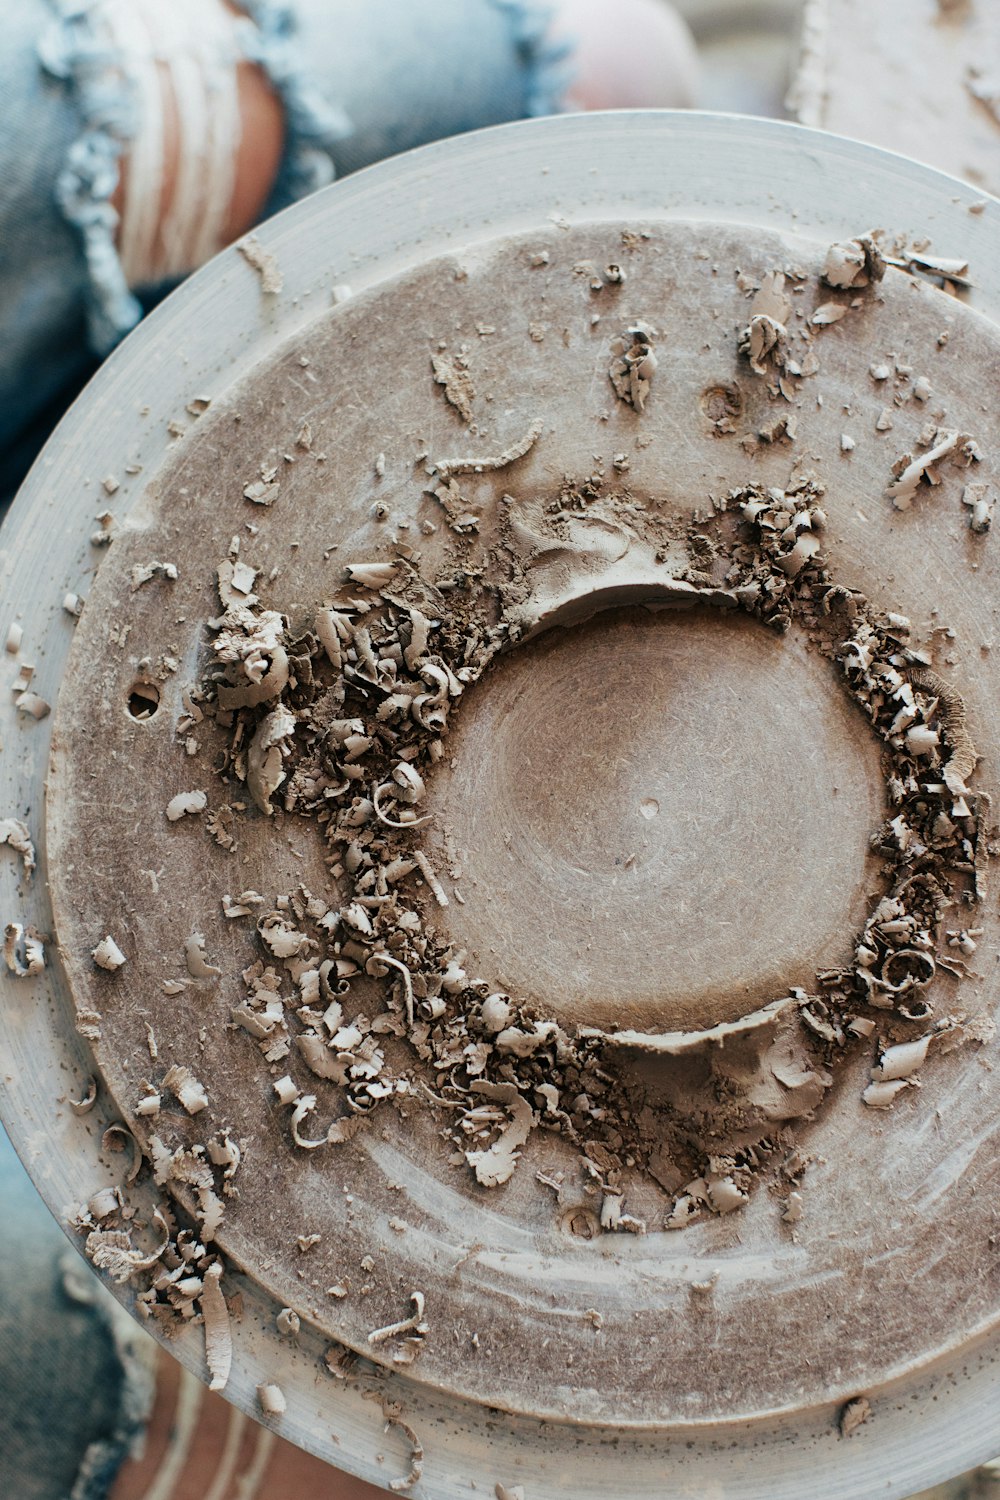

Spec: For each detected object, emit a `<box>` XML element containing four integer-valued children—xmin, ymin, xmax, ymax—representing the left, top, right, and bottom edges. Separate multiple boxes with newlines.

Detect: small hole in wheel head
<box><xmin>127</xmin><ymin>681</ymin><xmax>160</xmax><ymax>720</ymax></box>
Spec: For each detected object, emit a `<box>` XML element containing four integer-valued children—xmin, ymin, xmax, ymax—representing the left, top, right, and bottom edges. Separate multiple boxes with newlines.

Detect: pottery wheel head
<box><xmin>17</xmin><ymin>119</ymin><xmax>1000</xmax><ymax>1496</ymax></box>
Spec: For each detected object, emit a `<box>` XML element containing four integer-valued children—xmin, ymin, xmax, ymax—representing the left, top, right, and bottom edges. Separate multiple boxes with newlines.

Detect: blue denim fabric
<box><xmin>0</xmin><ymin>1</ymin><xmax>98</xmax><ymax>508</ymax></box>
<box><xmin>280</xmin><ymin>0</ymin><xmax>568</xmax><ymax>185</ymax></box>
<box><xmin>0</xmin><ymin>0</ymin><xmax>571</xmax><ymax>507</ymax></box>
<box><xmin>0</xmin><ymin>1126</ymin><xmax>156</xmax><ymax>1500</ymax></box>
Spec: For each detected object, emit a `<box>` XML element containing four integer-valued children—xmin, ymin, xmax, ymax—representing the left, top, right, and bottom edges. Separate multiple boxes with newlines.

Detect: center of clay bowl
<box><xmin>424</xmin><ymin>604</ymin><xmax>885</xmax><ymax>1035</ymax></box>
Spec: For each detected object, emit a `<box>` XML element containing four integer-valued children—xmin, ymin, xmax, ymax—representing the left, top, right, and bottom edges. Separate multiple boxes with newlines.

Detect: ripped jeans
<box><xmin>0</xmin><ymin>0</ymin><xmax>571</xmax><ymax>506</ymax></box>
<box><xmin>0</xmin><ymin>1127</ymin><xmax>156</xmax><ymax>1500</ymax></box>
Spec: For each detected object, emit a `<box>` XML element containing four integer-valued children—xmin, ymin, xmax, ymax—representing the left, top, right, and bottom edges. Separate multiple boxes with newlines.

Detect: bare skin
<box><xmin>108</xmin><ymin>1348</ymin><xmax>383</xmax><ymax>1499</ymax></box>
<box><xmin>110</xmin><ymin>0</ymin><xmax>285</xmax><ymax>267</ymax></box>
<box><xmin>551</xmin><ymin>0</ymin><xmax>699</xmax><ymax>110</ymax></box>
<box><xmin>110</xmin><ymin>0</ymin><xmax>697</xmax><ymax>275</ymax></box>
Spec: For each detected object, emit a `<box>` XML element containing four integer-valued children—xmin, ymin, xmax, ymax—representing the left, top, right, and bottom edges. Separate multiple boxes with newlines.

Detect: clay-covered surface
<box><xmin>4</xmin><ymin>115</ymin><xmax>1000</xmax><ymax>1499</ymax></box>
<box><xmin>46</xmin><ymin>213</ymin><xmax>1000</xmax><ymax>1424</ymax></box>
<box><xmin>432</xmin><ymin>602</ymin><xmax>883</xmax><ymax>1031</ymax></box>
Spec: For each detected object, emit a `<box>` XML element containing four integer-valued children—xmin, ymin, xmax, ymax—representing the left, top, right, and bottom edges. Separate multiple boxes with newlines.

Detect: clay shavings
<box><xmin>3</xmin><ymin>921</ymin><xmax>45</xmax><ymax>977</ymax></box>
<box><xmin>182</xmin><ymin>464</ymin><xmax>986</xmax><ymax>1229</ymax></box>
<box><xmin>381</xmin><ymin>1402</ymin><xmax>424</xmax><ymax>1493</ymax></box>
<box><xmin>431</xmin><ymin>352</ymin><xmax>475</xmax><ymax>424</ymax></box>
<box><xmin>368</xmin><ymin>1291</ymin><xmax>429</xmax><ymax>1369</ymax></box>
<box><xmin>839</xmin><ymin>1396</ymin><xmax>872</xmax><ymax>1439</ymax></box>
<box><xmin>608</xmin><ymin>323</ymin><xmax>656</xmax><ymax>411</ymax></box>
<box><xmin>962</xmin><ymin>483</ymin><xmax>995</xmax><ymax>534</ymax></box>
<box><xmin>130</xmin><ymin>561</ymin><xmax>178</xmax><ymax>592</ymax></box>
<box><xmin>428</xmin><ymin>418</ymin><xmax>544</xmax><ymax>479</ymax></box>
<box><xmin>162</xmin><ymin>1063</ymin><xmax>209</xmax><ymax>1115</ymax></box>
<box><xmin>236</xmin><ymin>234</ymin><xmax>283</xmax><ymax>294</ymax></box>
<box><xmin>165</xmin><ymin>790</ymin><xmax>207</xmax><ymax>822</ymax></box>
<box><xmin>821</xmin><ymin>235</ymin><xmax>885</xmax><ymax>290</ymax></box>
<box><xmin>0</xmin><ymin>818</ymin><xmax>36</xmax><ymax>877</ymax></box>
<box><xmin>888</xmin><ymin>428</ymin><xmax>981</xmax><ymax>509</ymax></box>
<box><xmin>92</xmin><ymin>934</ymin><xmax>126</xmax><ymax>971</ymax></box>
<box><xmin>178</xmin><ymin>285</ymin><xmax>988</xmax><ymax>1231</ymax></box>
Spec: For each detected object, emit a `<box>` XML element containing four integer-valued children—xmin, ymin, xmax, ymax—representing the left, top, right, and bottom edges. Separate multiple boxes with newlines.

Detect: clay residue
<box><xmin>428</xmin><ymin>418</ymin><xmax>543</xmax><ymax>479</ymax></box>
<box><xmin>236</xmin><ymin>234</ymin><xmax>283</xmax><ymax>295</ymax></box>
<box><xmin>888</xmin><ymin>427</ymin><xmax>981</xmax><ymax>509</ymax></box>
<box><xmin>77</xmin><ymin>231</ymin><xmax>990</xmax><ymax>1249</ymax></box>
<box><xmin>608</xmin><ymin>323</ymin><xmax>657</xmax><ymax>410</ymax></box>
<box><xmin>586</xmin><ymin>998</ymin><xmax>833</xmax><ymax>1152</ymax></box>
<box><xmin>821</xmin><ymin>235</ymin><xmax>885</xmax><ymax>290</ymax></box>
<box><xmin>431</xmin><ymin>352</ymin><xmax>475</xmax><ymax>424</ymax></box>
<box><xmin>738</xmin><ymin>312</ymin><xmax>790</xmax><ymax>382</ymax></box>
<box><xmin>178</xmin><ymin>457</ymin><xmax>986</xmax><ymax>1234</ymax></box>
<box><xmin>0</xmin><ymin>818</ymin><xmax>36</xmax><ymax>878</ymax></box>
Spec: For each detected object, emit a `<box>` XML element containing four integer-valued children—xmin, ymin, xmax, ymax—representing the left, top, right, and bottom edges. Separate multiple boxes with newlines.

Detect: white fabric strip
<box><xmin>94</xmin><ymin>0</ymin><xmax>244</xmax><ymax>289</ymax></box>
<box><xmin>192</xmin><ymin>7</ymin><xmax>241</xmax><ymax>273</ymax></box>
<box><xmin>235</xmin><ymin>1423</ymin><xmax>276</xmax><ymax>1500</ymax></box>
<box><xmin>106</xmin><ymin>1</ymin><xmax>164</xmax><ymax>288</ymax></box>
<box><xmin>136</xmin><ymin>1365</ymin><xmax>204</xmax><ymax>1500</ymax></box>
<box><xmin>201</xmin><ymin>1403</ymin><xmax>249</xmax><ymax>1500</ymax></box>
<box><xmin>160</xmin><ymin>44</ymin><xmax>208</xmax><ymax>276</ymax></box>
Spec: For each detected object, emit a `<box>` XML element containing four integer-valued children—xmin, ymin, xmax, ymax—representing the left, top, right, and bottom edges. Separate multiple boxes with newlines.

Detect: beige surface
<box><xmin>915</xmin><ymin>1465</ymin><xmax>1000</xmax><ymax>1499</ymax></box>
<box><xmin>788</xmin><ymin>0</ymin><xmax>1000</xmax><ymax>197</ymax></box>
<box><xmin>679</xmin><ymin>0</ymin><xmax>804</xmax><ymax>117</ymax></box>
<box><xmin>432</xmin><ymin>602</ymin><xmax>883</xmax><ymax>1032</ymax></box>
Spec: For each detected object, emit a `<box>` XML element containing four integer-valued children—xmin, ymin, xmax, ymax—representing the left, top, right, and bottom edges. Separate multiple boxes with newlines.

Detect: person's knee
<box><xmin>550</xmin><ymin>0</ymin><xmax>700</xmax><ymax>110</ymax></box>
